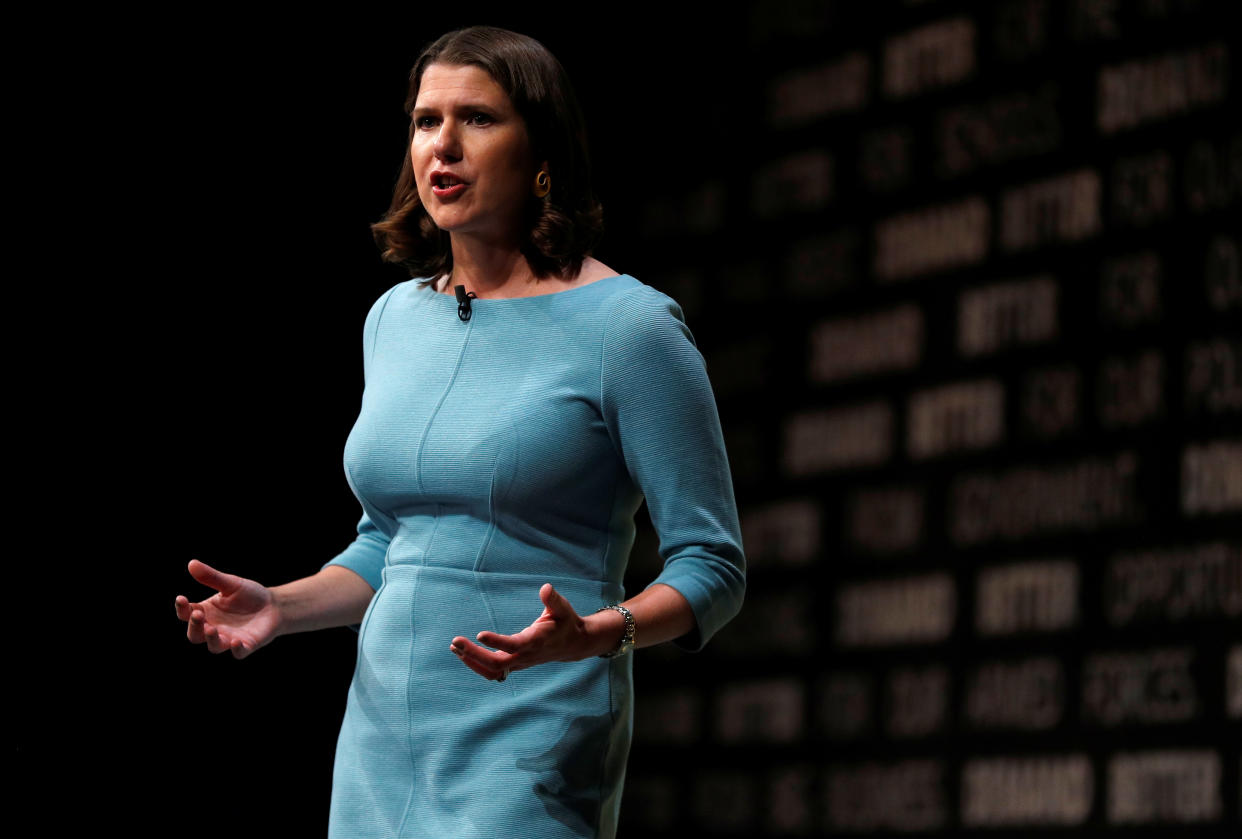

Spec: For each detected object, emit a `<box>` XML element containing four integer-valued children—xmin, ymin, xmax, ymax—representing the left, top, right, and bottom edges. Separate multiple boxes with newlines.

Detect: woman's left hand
<box><xmin>449</xmin><ymin>583</ymin><xmax>613</xmax><ymax>682</ymax></box>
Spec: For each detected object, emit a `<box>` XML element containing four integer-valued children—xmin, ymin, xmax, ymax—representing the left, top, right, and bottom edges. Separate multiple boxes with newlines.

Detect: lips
<box><xmin>430</xmin><ymin>172</ymin><xmax>468</xmax><ymax>198</ymax></box>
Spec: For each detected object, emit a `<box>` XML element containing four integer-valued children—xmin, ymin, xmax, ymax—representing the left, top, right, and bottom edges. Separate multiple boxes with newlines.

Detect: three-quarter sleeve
<box><xmin>325</xmin><ymin>509</ymin><xmax>388</xmax><ymax>592</ymax></box>
<box><xmin>322</xmin><ymin>284</ymin><xmax>401</xmax><ymax>591</ymax></box>
<box><xmin>601</xmin><ymin>285</ymin><xmax>746</xmax><ymax>652</ymax></box>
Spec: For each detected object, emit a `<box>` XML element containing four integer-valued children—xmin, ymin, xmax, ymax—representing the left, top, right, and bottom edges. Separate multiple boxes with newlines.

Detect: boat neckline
<box><xmin>425</xmin><ymin>273</ymin><xmax>631</xmax><ymax>302</ymax></box>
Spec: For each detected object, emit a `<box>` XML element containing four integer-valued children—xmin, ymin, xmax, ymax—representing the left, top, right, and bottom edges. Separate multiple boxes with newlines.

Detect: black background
<box><xmin>18</xmin><ymin>1</ymin><xmax>1241</xmax><ymax>836</ymax></box>
<box><xmin>24</xmin><ymin>4</ymin><xmax>746</xmax><ymax>835</ymax></box>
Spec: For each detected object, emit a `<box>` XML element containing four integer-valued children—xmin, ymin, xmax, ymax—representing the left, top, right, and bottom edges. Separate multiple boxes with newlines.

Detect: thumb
<box><xmin>188</xmin><ymin>559</ymin><xmax>243</xmax><ymax>596</ymax></box>
<box><xmin>540</xmin><ymin>583</ymin><xmax>573</xmax><ymax>616</ymax></box>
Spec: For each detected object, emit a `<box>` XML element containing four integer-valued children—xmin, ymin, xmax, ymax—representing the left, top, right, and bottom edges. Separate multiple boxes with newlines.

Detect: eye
<box><xmin>414</xmin><ymin>115</ymin><xmax>438</xmax><ymax>130</ymax></box>
<box><xmin>466</xmin><ymin>112</ymin><xmax>494</xmax><ymax>126</ymax></box>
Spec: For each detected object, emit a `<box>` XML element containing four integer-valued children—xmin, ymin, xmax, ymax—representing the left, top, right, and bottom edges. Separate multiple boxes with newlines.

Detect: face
<box><xmin>411</xmin><ymin>63</ymin><xmax>540</xmax><ymax>244</ymax></box>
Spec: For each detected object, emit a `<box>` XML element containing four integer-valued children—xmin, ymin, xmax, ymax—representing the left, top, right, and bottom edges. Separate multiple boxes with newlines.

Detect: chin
<box><xmin>424</xmin><ymin>211</ymin><xmax>465</xmax><ymax>232</ymax></box>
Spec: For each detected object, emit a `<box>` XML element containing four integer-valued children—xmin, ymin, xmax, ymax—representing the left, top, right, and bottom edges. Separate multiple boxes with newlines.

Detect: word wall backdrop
<box><xmin>616</xmin><ymin>1</ymin><xmax>1240</xmax><ymax>836</ymax></box>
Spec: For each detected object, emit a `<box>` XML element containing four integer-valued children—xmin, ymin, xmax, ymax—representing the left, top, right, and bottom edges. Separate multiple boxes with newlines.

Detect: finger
<box><xmin>229</xmin><ymin>637</ymin><xmax>250</xmax><ymax>660</ymax></box>
<box><xmin>451</xmin><ymin>638</ymin><xmax>512</xmax><ymax>677</ymax></box>
<box><xmin>452</xmin><ymin>637</ymin><xmax>509</xmax><ymax>667</ymax></box>
<box><xmin>454</xmin><ymin>648</ymin><xmax>500</xmax><ymax>681</ymax></box>
<box><xmin>187</xmin><ymin>610</ymin><xmax>206</xmax><ymax>644</ymax></box>
<box><xmin>474</xmin><ymin>630</ymin><xmax>524</xmax><ymax>653</ymax></box>
<box><xmin>175</xmin><ymin>595</ymin><xmax>193</xmax><ymax>621</ymax></box>
<box><xmin>450</xmin><ymin>641</ymin><xmax>502</xmax><ymax>679</ymax></box>
<box><xmin>187</xmin><ymin>559</ymin><xmax>243</xmax><ymax>597</ymax></box>
<box><xmin>204</xmin><ymin>624</ymin><xmax>226</xmax><ymax>654</ymax></box>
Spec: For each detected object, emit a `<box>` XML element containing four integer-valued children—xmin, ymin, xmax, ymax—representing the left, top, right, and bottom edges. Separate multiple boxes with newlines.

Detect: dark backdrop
<box><xmin>34</xmin><ymin>5</ymin><xmax>747</xmax><ymax>836</ymax></box>
<box><xmin>24</xmin><ymin>2</ymin><xmax>1240</xmax><ymax>836</ymax></box>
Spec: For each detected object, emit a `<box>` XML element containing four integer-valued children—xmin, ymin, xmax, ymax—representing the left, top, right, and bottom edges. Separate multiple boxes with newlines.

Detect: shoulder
<box><xmin>370</xmin><ymin>278</ymin><xmax>425</xmax><ymax>311</ymax></box>
<box><xmin>603</xmin><ymin>280</ymin><xmax>692</xmax><ymax>345</ymax></box>
<box><xmin>598</xmin><ymin>280</ymin><xmax>713</xmax><ymax>413</ymax></box>
<box><xmin>600</xmin><ymin>280</ymin><xmax>701</xmax><ymax>379</ymax></box>
<box><xmin>365</xmin><ymin>278</ymin><xmax>429</xmax><ymax>325</ymax></box>
<box><xmin>361</xmin><ymin>279</ymin><xmax>426</xmax><ymax>357</ymax></box>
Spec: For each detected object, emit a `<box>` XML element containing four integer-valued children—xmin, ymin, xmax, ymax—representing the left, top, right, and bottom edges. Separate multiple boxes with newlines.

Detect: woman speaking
<box><xmin>174</xmin><ymin>25</ymin><xmax>745</xmax><ymax>839</ymax></box>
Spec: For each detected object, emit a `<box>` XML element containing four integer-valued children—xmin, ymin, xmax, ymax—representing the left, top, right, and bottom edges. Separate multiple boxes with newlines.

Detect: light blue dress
<box><xmin>324</xmin><ymin>274</ymin><xmax>745</xmax><ymax>838</ymax></box>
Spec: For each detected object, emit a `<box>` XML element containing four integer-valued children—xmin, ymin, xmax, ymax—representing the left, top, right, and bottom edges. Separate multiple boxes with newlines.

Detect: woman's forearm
<box><xmin>272</xmin><ymin>565</ymin><xmax>376</xmax><ymax>636</ymax></box>
<box><xmin>579</xmin><ymin>582</ymin><xmax>696</xmax><ymax>658</ymax></box>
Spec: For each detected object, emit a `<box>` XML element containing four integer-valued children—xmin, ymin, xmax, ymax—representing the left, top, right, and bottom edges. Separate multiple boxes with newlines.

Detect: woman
<box><xmin>174</xmin><ymin>26</ymin><xmax>745</xmax><ymax>839</ymax></box>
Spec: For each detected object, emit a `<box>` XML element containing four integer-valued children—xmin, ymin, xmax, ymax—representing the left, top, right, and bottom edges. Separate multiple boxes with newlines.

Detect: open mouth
<box><xmin>431</xmin><ymin>174</ymin><xmax>467</xmax><ymax>197</ymax></box>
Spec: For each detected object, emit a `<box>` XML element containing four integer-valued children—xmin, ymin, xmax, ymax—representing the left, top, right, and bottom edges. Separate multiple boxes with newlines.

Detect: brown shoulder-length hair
<box><xmin>372</xmin><ymin>26</ymin><xmax>604</xmax><ymax>282</ymax></box>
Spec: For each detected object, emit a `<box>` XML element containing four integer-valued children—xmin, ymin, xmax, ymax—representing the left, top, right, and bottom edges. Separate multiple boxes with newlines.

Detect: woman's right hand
<box><xmin>174</xmin><ymin>559</ymin><xmax>282</xmax><ymax>659</ymax></box>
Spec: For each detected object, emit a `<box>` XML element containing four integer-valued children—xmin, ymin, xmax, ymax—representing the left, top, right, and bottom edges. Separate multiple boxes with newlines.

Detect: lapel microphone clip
<box><xmin>454</xmin><ymin>285</ymin><xmax>477</xmax><ymax>322</ymax></box>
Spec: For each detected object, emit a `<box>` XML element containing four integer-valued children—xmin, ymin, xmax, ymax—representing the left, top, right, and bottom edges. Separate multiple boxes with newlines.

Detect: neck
<box><xmin>444</xmin><ymin>233</ymin><xmax>543</xmax><ymax>298</ymax></box>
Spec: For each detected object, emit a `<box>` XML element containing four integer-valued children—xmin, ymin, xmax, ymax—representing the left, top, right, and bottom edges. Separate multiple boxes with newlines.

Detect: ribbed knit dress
<box><xmin>323</xmin><ymin>273</ymin><xmax>746</xmax><ymax>839</ymax></box>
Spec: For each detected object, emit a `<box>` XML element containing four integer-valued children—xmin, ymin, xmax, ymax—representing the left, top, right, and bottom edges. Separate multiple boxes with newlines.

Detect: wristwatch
<box><xmin>595</xmin><ymin>604</ymin><xmax>635</xmax><ymax>658</ymax></box>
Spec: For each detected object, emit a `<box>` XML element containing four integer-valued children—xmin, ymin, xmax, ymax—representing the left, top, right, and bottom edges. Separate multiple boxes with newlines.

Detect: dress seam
<box><xmin>416</xmin><ymin>316</ymin><xmax>473</xmax><ymax>494</ymax></box>
<box><xmin>474</xmin><ymin>425</ymin><xmax>515</xmax><ymax>573</ymax></box>
<box><xmin>597</xmin><ymin>461</ymin><xmax>632</xmax><ymax>596</ymax></box>
<box><xmin>395</xmin><ymin>565</ymin><xmax>425</xmax><ymax>838</ymax></box>
<box><xmin>595</xmin><ymin>657</ymin><xmax>618</xmax><ymax>839</ymax></box>
<box><xmin>344</xmin><ymin>463</ymin><xmax>397</xmax><ymax>542</ymax></box>
<box><xmin>474</xmin><ymin>575</ymin><xmax>518</xmax><ymax>699</ymax></box>
<box><xmin>424</xmin><ymin>503</ymin><xmax>442</xmax><ymax>567</ymax></box>
<box><xmin>478</xmin><ymin>431</ymin><xmax>516</xmax><ymax>696</ymax></box>
<box><xmin>366</xmin><ymin>282</ymin><xmax>402</xmax><ymax>372</ymax></box>
<box><xmin>598</xmin><ymin>286</ymin><xmax>647</xmax><ymax>462</ymax></box>
<box><xmin>595</xmin><ymin>290</ymin><xmax>644</xmax><ymax>838</ymax></box>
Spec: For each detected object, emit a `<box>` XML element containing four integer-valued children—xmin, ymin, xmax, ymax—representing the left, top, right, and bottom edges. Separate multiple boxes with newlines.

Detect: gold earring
<box><xmin>533</xmin><ymin>170</ymin><xmax>551</xmax><ymax>198</ymax></box>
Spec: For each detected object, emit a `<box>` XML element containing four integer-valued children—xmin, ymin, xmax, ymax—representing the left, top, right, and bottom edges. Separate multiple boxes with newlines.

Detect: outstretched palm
<box><xmin>449</xmin><ymin>583</ymin><xmax>600</xmax><ymax>681</ymax></box>
<box><xmin>175</xmin><ymin>559</ymin><xmax>281</xmax><ymax>658</ymax></box>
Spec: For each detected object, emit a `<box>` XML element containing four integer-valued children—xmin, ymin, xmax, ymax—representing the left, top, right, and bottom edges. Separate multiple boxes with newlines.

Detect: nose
<box><xmin>433</xmin><ymin>119</ymin><xmax>462</xmax><ymax>162</ymax></box>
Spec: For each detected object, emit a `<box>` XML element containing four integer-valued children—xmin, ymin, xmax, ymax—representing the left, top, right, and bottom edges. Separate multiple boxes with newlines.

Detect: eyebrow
<box><xmin>411</xmin><ymin>102</ymin><xmax>502</xmax><ymax>116</ymax></box>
